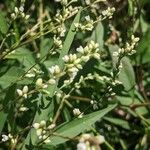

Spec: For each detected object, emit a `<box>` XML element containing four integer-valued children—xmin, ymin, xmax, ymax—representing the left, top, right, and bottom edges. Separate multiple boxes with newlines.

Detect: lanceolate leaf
<box><xmin>0</xmin><ymin>13</ymin><xmax>8</xmax><ymax>34</ymax></box>
<box><xmin>46</xmin><ymin>104</ymin><xmax>117</xmax><ymax>145</ymax></box>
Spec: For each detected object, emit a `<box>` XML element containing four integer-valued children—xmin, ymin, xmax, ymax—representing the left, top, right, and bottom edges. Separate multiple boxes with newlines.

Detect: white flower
<box><xmin>11</xmin><ymin>13</ymin><xmax>16</xmax><ymax>19</ymax></box>
<box><xmin>62</xmin><ymin>55</ymin><xmax>70</xmax><ymax>62</ymax></box>
<box><xmin>74</xmin><ymin>23</ymin><xmax>80</xmax><ymax>28</ymax></box>
<box><xmin>23</xmin><ymin>86</ymin><xmax>28</xmax><ymax>94</ymax></box>
<box><xmin>19</xmin><ymin>106</ymin><xmax>29</xmax><ymax>112</ymax></box>
<box><xmin>16</xmin><ymin>85</ymin><xmax>28</xmax><ymax>98</ymax></box>
<box><xmin>77</xmin><ymin>142</ymin><xmax>86</xmax><ymax>150</ymax></box>
<box><xmin>76</xmin><ymin>46</ymin><xmax>84</xmax><ymax>54</ymax></box>
<box><xmin>36</xmin><ymin>128</ymin><xmax>42</xmax><ymax>136</ymax></box>
<box><xmin>25</xmin><ymin>15</ymin><xmax>30</xmax><ymax>20</ymax></box>
<box><xmin>19</xmin><ymin>6</ymin><xmax>24</xmax><ymax>12</ymax></box>
<box><xmin>96</xmin><ymin>135</ymin><xmax>105</xmax><ymax>144</ymax></box>
<box><xmin>36</xmin><ymin>78</ymin><xmax>43</xmax><ymax>87</ymax></box>
<box><xmin>44</xmin><ymin>137</ymin><xmax>51</xmax><ymax>143</ymax></box>
<box><xmin>49</xmin><ymin>65</ymin><xmax>61</xmax><ymax>76</ymax></box>
<box><xmin>113</xmin><ymin>52</ymin><xmax>119</xmax><ymax>57</ymax></box>
<box><xmin>14</xmin><ymin>7</ymin><xmax>19</xmax><ymax>14</ymax></box>
<box><xmin>40</xmin><ymin>120</ymin><xmax>46</xmax><ymax>127</ymax></box>
<box><xmin>85</xmin><ymin>15</ymin><xmax>91</xmax><ymax>21</ymax></box>
<box><xmin>47</xmin><ymin>124</ymin><xmax>56</xmax><ymax>130</ymax></box>
<box><xmin>48</xmin><ymin>78</ymin><xmax>56</xmax><ymax>85</ymax></box>
<box><xmin>2</xmin><ymin>134</ymin><xmax>9</xmax><ymax>142</ymax></box>
<box><xmin>131</xmin><ymin>35</ymin><xmax>139</xmax><ymax>42</ymax></box>
<box><xmin>73</xmin><ymin>108</ymin><xmax>81</xmax><ymax>116</ymax></box>
<box><xmin>33</xmin><ymin>123</ymin><xmax>40</xmax><ymax>129</ymax></box>
<box><xmin>17</xmin><ymin>89</ymin><xmax>23</xmax><ymax>97</ymax></box>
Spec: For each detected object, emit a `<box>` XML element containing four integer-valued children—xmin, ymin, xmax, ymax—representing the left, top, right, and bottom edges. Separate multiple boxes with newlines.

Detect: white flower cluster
<box><xmin>19</xmin><ymin>105</ymin><xmax>29</xmax><ymax>112</ymax></box>
<box><xmin>53</xmin><ymin>5</ymin><xmax>78</xmax><ymax>48</ymax></box>
<box><xmin>33</xmin><ymin>120</ymin><xmax>55</xmax><ymax>143</ymax></box>
<box><xmin>53</xmin><ymin>35</ymin><xmax>63</xmax><ymax>49</ymax></box>
<box><xmin>77</xmin><ymin>40</ymin><xmax>100</xmax><ymax>61</ymax></box>
<box><xmin>101</xmin><ymin>7</ymin><xmax>115</xmax><ymax>19</ymax></box>
<box><xmin>48</xmin><ymin>65</ymin><xmax>62</xmax><ymax>85</ymax></box>
<box><xmin>113</xmin><ymin>35</ymin><xmax>139</xmax><ymax>57</ymax></box>
<box><xmin>11</xmin><ymin>1</ymin><xmax>30</xmax><ymax>20</ymax></box>
<box><xmin>25</xmin><ymin>68</ymin><xmax>43</xmax><ymax>78</ymax></box>
<box><xmin>55</xmin><ymin>6</ymin><xmax>78</xmax><ymax>23</ymax></box>
<box><xmin>55</xmin><ymin>0</ymin><xmax>78</xmax><ymax>6</ymax></box>
<box><xmin>63</xmin><ymin>54</ymin><xmax>82</xmax><ymax>79</ymax></box>
<box><xmin>1</xmin><ymin>134</ymin><xmax>17</xmax><ymax>144</ymax></box>
<box><xmin>17</xmin><ymin>85</ymin><xmax>29</xmax><ymax>99</ymax></box>
<box><xmin>62</xmin><ymin>41</ymin><xmax>100</xmax><ymax>84</ymax></box>
<box><xmin>74</xmin><ymin>15</ymin><xmax>94</xmax><ymax>31</ymax></box>
<box><xmin>77</xmin><ymin>134</ymin><xmax>105</xmax><ymax>150</ymax></box>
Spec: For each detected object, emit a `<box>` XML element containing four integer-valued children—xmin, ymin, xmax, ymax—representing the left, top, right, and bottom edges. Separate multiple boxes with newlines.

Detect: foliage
<box><xmin>0</xmin><ymin>0</ymin><xmax>150</xmax><ymax>150</ymax></box>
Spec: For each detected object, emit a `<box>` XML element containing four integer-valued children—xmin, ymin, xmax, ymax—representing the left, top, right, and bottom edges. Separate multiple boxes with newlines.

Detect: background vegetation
<box><xmin>0</xmin><ymin>0</ymin><xmax>150</xmax><ymax>149</ymax></box>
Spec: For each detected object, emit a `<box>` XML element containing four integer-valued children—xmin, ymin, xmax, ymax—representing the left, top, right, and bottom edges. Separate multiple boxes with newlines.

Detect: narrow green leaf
<box><xmin>136</xmin><ymin>29</ymin><xmax>150</xmax><ymax>64</ymax></box>
<box><xmin>0</xmin><ymin>112</ymin><xmax>7</xmax><ymax>134</ymax></box>
<box><xmin>104</xmin><ymin>117</ymin><xmax>131</xmax><ymax>130</ymax></box>
<box><xmin>91</xmin><ymin>22</ymin><xmax>104</xmax><ymax>49</ymax></box>
<box><xmin>0</xmin><ymin>13</ymin><xmax>8</xmax><ymax>34</ymax></box>
<box><xmin>47</xmin><ymin>104</ymin><xmax>117</xmax><ymax>145</ymax></box>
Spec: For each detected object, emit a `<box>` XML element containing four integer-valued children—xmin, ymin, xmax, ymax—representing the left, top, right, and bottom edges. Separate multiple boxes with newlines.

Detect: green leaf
<box><xmin>47</xmin><ymin>104</ymin><xmax>117</xmax><ymax>145</ymax></box>
<box><xmin>0</xmin><ymin>84</ymin><xmax>16</xmax><ymax>134</ymax></box>
<box><xmin>21</xmin><ymin>10</ymin><xmax>81</xmax><ymax>149</ymax></box>
<box><xmin>108</xmin><ymin>44</ymin><xmax>135</xmax><ymax>91</ymax></box>
<box><xmin>0</xmin><ymin>13</ymin><xmax>8</xmax><ymax>34</ymax></box>
<box><xmin>118</xmin><ymin>57</ymin><xmax>136</xmax><ymax>91</ymax></box>
<box><xmin>5</xmin><ymin>47</ymin><xmax>36</xmax><ymax>70</ymax></box>
<box><xmin>91</xmin><ymin>22</ymin><xmax>104</xmax><ymax>49</ymax></box>
<box><xmin>128</xmin><ymin>0</ymin><xmax>134</xmax><ymax>16</ymax></box>
<box><xmin>40</xmin><ymin>38</ymin><xmax>53</xmax><ymax>58</ymax></box>
<box><xmin>0</xmin><ymin>67</ymin><xmax>24</xmax><ymax>89</ymax></box>
<box><xmin>0</xmin><ymin>112</ymin><xmax>7</xmax><ymax>134</ymax></box>
<box><xmin>136</xmin><ymin>29</ymin><xmax>150</xmax><ymax>64</ymax></box>
<box><xmin>104</xmin><ymin>117</ymin><xmax>131</xmax><ymax>130</ymax></box>
<box><xmin>117</xmin><ymin>96</ymin><xmax>148</xmax><ymax>115</ymax></box>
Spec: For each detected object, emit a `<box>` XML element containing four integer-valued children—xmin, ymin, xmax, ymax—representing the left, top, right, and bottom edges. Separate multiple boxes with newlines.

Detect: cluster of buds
<box><xmin>25</xmin><ymin>68</ymin><xmax>43</xmax><ymax>78</ymax></box>
<box><xmin>113</xmin><ymin>35</ymin><xmax>139</xmax><ymax>57</ymax></box>
<box><xmin>55</xmin><ymin>24</ymin><xmax>66</xmax><ymax>37</ymax></box>
<box><xmin>11</xmin><ymin>1</ymin><xmax>30</xmax><ymax>20</ymax></box>
<box><xmin>55</xmin><ymin>6</ymin><xmax>78</xmax><ymax>24</ymax></box>
<box><xmin>33</xmin><ymin>120</ymin><xmax>55</xmax><ymax>143</ymax></box>
<box><xmin>55</xmin><ymin>0</ymin><xmax>78</xmax><ymax>6</ymax></box>
<box><xmin>1</xmin><ymin>134</ymin><xmax>17</xmax><ymax>145</ymax></box>
<box><xmin>17</xmin><ymin>85</ymin><xmax>29</xmax><ymax>99</ymax></box>
<box><xmin>54</xmin><ymin>0</ymin><xmax>68</xmax><ymax>5</ymax></box>
<box><xmin>77</xmin><ymin>40</ymin><xmax>100</xmax><ymax>61</ymax></box>
<box><xmin>53</xmin><ymin>35</ymin><xmax>63</xmax><ymax>49</ymax></box>
<box><xmin>74</xmin><ymin>15</ymin><xmax>94</xmax><ymax>31</ymax></box>
<box><xmin>48</xmin><ymin>65</ymin><xmax>63</xmax><ymax>84</ymax></box>
<box><xmin>35</xmin><ymin>78</ymin><xmax>48</xmax><ymax>89</ymax></box>
<box><xmin>77</xmin><ymin>134</ymin><xmax>105</xmax><ymax>150</ymax></box>
<box><xmin>101</xmin><ymin>7</ymin><xmax>115</xmax><ymax>19</ymax></box>
<box><xmin>73</xmin><ymin>108</ymin><xmax>83</xmax><ymax>118</ymax></box>
<box><xmin>63</xmin><ymin>54</ymin><xmax>82</xmax><ymax>78</ymax></box>
<box><xmin>19</xmin><ymin>105</ymin><xmax>29</xmax><ymax>112</ymax></box>
<box><xmin>63</xmin><ymin>41</ymin><xmax>100</xmax><ymax>81</ymax></box>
